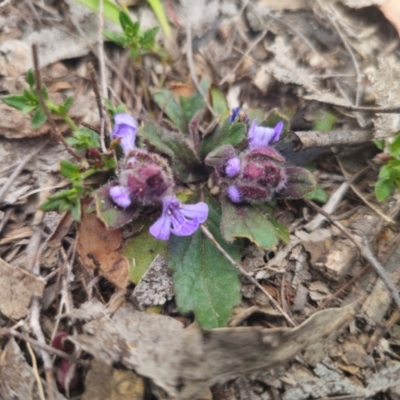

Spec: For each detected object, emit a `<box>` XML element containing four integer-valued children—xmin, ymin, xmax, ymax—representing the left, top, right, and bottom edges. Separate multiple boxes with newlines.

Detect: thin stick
<box><xmin>26</xmin><ymin>342</ymin><xmax>46</xmax><ymax>400</ymax></box>
<box><xmin>2</xmin><ymin>328</ymin><xmax>86</xmax><ymax>365</ymax></box>
<box><xmin>97</xmin><ymin>0</ymin><xmax>109</xmax><ymax>153</ymax></box>
<box><xmin>88</xmin><ymin>63</ymin><xmax>107</xmax><ymax>153</ymax></box>
<box><xmin>0</xmin><ymin>140</ymin><xmax>48</xmax><ymax>203</ymax></box>
<box><xmin>31</xmin><ymin>44</ymin><xmax>81</xmax><ymax>161</ymax></box>
<box><xmin>200</xmin><ymin>225</ymin><xmax>296</xmax><ymax>327</ymax></box>
<box><xmin>305</xmin><ymin>199</ymin><xmax>400</xmax><ymax>311</ymax></box>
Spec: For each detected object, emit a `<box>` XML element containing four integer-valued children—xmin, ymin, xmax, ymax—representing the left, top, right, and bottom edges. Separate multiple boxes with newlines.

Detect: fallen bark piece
<box><xmin>131</xmin><ymin>255</ymin><xmax>174</xmax><ymax>307</ymax></box>
<box><xmin>0</xmin><ymin>258</ymin><xmax>45</xmax><ymax>319</ymax></box>
<box><xmin>70</xmin><ymin>301</ymin><xmax>355</xmax><ymax>399</ymax></box>
<box><xmin>293</xmin><ymin>130</ymin><xmax>372</xmax><ymax>150</ymax></box>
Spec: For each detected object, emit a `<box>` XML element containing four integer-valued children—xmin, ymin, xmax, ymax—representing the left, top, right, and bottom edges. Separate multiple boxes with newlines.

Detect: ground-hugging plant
<box><xmin>374</xmin><ymin>134</ymin><xmax>400</xmax><ymax>201</ymax></box>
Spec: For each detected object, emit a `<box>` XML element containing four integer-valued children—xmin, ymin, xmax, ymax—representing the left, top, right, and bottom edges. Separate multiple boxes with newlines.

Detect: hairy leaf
<box><xmin>139</xmin><ymin>122</ymin><xmax>204</xmax><ymax>183</ymax></box>
<box><xmin>168</xmin><ymin>192</ymin><xmax>240</xmax><ymax>329</ymax></box>
<box><xmin>275</xmin><ymin>166</ymin><xmax>316</xmax><ymax>199</ymax></box>
<box><xmin>123</xmin><ymin>220</ymin><xmax>168</xmax><ymax>284</ymax></box>
<box><xmin>152</xmin><ymin>89</ymin><xmax>184</xmax><ymax>132</ymax></box>
<box><xmin>93</xmin><ymin>183</ymin><xmax>139</xmax><ymax>229</ymax></box>
<box><xmin>200</xmin><ymin>120</ymin><xmax>247</xmax><ymax>157</ymax></box>
<box><xmin>221</xmin><ymin>198</ymin><xmax>280</xmax><ymax>249</ymax></box>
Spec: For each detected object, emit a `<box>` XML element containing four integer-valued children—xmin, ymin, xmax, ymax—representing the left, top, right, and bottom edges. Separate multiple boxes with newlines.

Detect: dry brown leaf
<box><xmin>82</xmin><ymin>360</ymin><xmax>145</xmax><ymax>400</ymax></box>
<box><xmin>76</xmin><ymin>210</ymin><xmax>129</xmax><ymax>289</ymax></box>
<box><xmin>70</xmin><ymin>301</ymin><xmax>355</xmax><ymax>399</ymax></box>
<box><xmin>380</xmin><ymin>0</ymin><xmax>400</xmax><ymax>37</ymax></box>
<box><xmin>0</xmin><ymin>258</ymin><xmax>45</xmax><ymax>319</ymax></box>
<box><xmin>258</xmin><ymin>0</ymin><xmax>309</xmax><ymax>10</ymax></box>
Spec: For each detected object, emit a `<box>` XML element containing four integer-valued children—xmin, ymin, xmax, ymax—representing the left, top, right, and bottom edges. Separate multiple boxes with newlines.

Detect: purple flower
<box><xmin>225</xmin><ymin>157</ymin><xmax>241</xmax><ymax>177</ymax></box>
<box><xmin>149</xmin><ymin>196</ymin><xmax>209</xmax><ymax>240</ymax></box>
<box><xmin>227</xmin><ymin>186</ymin><xmax>242</xmax><ymax>203</ymax></box>
<box><xmin>248</xmin><ymin>120</ymin><xmax>283</xmax><ymax>149</ymax></box>
<box><xmin>110</xmin><ymin>185</ymin><xmax>131</xmax><ymax>208</ymax></box>
<box><xmin>229</xmin><ymin>107</ymin><xmax>240</xmax><ymax>123</ymax></box>
<box><xmin>110</xmin><ymin>114</ymin><xmax>137</xmax><ymax>155</ymax></box>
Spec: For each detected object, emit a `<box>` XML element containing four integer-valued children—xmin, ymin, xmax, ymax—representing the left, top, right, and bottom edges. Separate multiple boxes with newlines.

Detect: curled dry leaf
<box><xmin>76</xmin><ymin>209</ymin><xmax>129</xmax><ymax>289</ymax></box>
<box><xmin>0</xmin><ymin>258</ymin><xmax>45</xmax><ymax>319</ymax></box>
<box><xmin>70</xmin><ymin>301</ymin><xmax>355</xmax><ymax>399</ymax></box>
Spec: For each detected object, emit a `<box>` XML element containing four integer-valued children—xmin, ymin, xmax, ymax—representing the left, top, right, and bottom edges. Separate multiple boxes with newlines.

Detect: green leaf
<box><xmin>372</xmin><ymin>138</ymin><xmax>385</xmax><ymax>151</ymax></box>
<box><xmin>27</xmin><ymin>69</ymin><xmax>35</xmax><ymax>89</ymax></box>
<box><xmin>74</xmin><ymin>0</ymin><xmax>121</xmax><ymax>24</ymax></box>
<box><xmin>22</xmin><ymin>104</ymin><xmax>37</xmax><ymax>114</ymax></box>
<box><xmin>61</xmin><ymin>96</ymin><xmax>74</xmax><ymax>113</ymax></box>
<box><xmin>139</xmin><ymin>122</ymin><xmax>204</xmax><ymax>183</ymax></box>
<box><xmin>168</xmin><ymin>192</ymin><xmax>240</xmax><ymax>329</ymax></box>
<box><xmin>70</xmin><ymin>198</ymin><xmax>81</xmax><ymax>221</ymax></box>
<box><xmin>119</xmin><ymin>10</ymin><xmax>135</xmax><ymax>32</ymax></box>
<box><xmin>269</xmin><ymin>217</ymin><xmax>290</xmax><ymax>244</ymax></box>
<box><xmin>375</xmin><ymin>178</ymin><xmax>394</xmax><ymax>201</ymax></box>
<box><xmin>179</xmin><ymin>92</ymin><xmax>206</xmax><ymax>128</ymax></box>
<box><xmin>66</xmin><ymin>128</ymin><xmax>100</xmax><ymax>151</ymax></box>
<box><xmin>93</xmin><ymin>183</ymin><xmax>139</xmax><ymax>229</ymax></box>
<box><xmin>141</xmin><ymin>26</ymin><xmax>159</xmax><ymax>48</ymax></box>
<box><xmin>220</xmin><ymin>198</ymin><xmax>279</xmax><ymax>249</ymax></box>
<box><xmin>211</xmin><ymin>88</ymin><xmax>229</xmax><ymax>118</ymax></box>
<box><xmin>2</xmin><ymin>94</ymin><xmax>30</xmax><ymax>111</ymax></box>
<box><xmin>31</xmin><ymin>108</ymin><xmax>47</xmax><ymax>129</ymax></box>
<box><xmin>389</xmin><ymin>134</ymin><xmax>400</xmax><ymax>159</ymax></box>
<box><xmin>104</xmin><ymin>30</ymin><xmax>128</xmax><ymax>46</ymax></box>
<box><xmin>151</xmin><ymin>89</ymin><xmax>184</xmax><ymax>132</ymax></box>
<box><xmin>200</xmin><ymin>119</ymin><xmax>247</xmax><ymax>157</ymax></box>
<box><xmin>60</xmin><ymin>160</ymin><xmax>80</xmax><ymax>180</ymax></box>
<box><xmin>305</xmin><ymin>185</ymin><xmax>329</xmax><ymax>204</ymax></box>
<box><xmin>123</xmin><ymin>220</ymin><xmax>168</xmax><ymax>284</ymax></box>
<box><xmin>313</xmin><ymin>111</ymin><xmax>337</xmax><ymax>132</ymax></box>
<box><xmin>147</xmin><ymin>0</ymin><xmax>171</xmax><ymax>37</ymax></box>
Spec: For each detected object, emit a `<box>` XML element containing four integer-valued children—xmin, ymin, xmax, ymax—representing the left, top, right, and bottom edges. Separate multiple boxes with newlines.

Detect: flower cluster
<box><xmin>206</xmin><ymin>113</ymin><xmax>315</xmax><ymax>203</ymax></box>
<box><xmin>107</xmin><ymin>113</ymin><xmax>208</xmax><ymax>240</ymax></box>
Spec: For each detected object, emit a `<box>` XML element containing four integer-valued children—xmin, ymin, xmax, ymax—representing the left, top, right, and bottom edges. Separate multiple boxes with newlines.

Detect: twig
<box><xmin>1</xmin><ymin>328</ymin><xmax>86</xmax><ymax>365</ymax></box>
<box><xmin>30</xmin><ymin>299</ymin><xmax>56</xmax><ymax>400</ymax></box>
<box><xmin>0</xmin><ymin>140</ymin><xmax>48</xmax><ymax>203</ymax></box>
<box><xmin>31</xmin><ymin>44</ymin><xmax>81</xmax><ymax>161</ymax></box>
<box><xmin>88</xmin><ymin>63</ymin><xmax>107</xmax><ymax>153</ymax></box>
<box><xmin>200</xmin><ymin>225</ymin><xmax>296</xmax><ymax>327</ymax></box>
<box><xmin>97</xmin><ymin>0</ymin><xmax>109</xmax><ymax>153</ymax></box>
<box><xmin>219</xmin><ymin>27</ymin><xmax>269</xmax><ymax>86</ymax></box>
<box><xmin>304</xmin><ymin>199</ymin><xmax>400</xmax><ymax>311</ymax></box>
<box><xmin>185</xmin><ymin>14</ymin><xmax>218</xmax><ymax>118</ymax></box>
<box><xmin>26</xmin><ymin>342</ymin><xmax>46</xmax><ymax>400</ymax></box>
<box><xmin>336</xmin><ymin>157</ymin><xmax>395</xmax><ymax>225</ymax></box>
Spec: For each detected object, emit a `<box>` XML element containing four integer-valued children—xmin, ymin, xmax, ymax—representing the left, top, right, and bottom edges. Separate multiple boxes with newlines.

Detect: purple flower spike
<box><xmin>229</xmin><ymin>107</ymin><xmax>240</xmax><ymax>123</ymax></box>
<box><xmin>149</xmin><ymin>196</ymin><xmax>209</xmax><ymax>240</ymax></box>
<box><xmin>227</xmin><ymin>186</ymin><xmax>242</xmax><ymax>203</ymax></box>
<box><xmin>248</xmin><ymin>119</ymin><xmax>283</xmax><ymax>149</ymax></box>
<box><xmin>111</xmin><ymin>114</ymin><xmax>137</xmax><ymax>155</ymax></box>
<box><xmin>225</xmin><ymin>157</ymin><xmax>241</xmax><ymax>177</ymax></box>
<box><xmin>110</xmin><ymin>185</ymin><xmax>132</xmax><ymax>208</ymax></box>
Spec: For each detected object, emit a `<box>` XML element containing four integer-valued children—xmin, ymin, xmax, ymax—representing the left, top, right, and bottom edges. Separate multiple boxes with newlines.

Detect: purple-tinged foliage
<box><xmin>208</xmin><ymin>122</ymin><xmax>315</xmax><ymax>204</ymax></box>
<box><xmin>149</xmin><ymin>196</ymin><xmax>209</xmax><ymax>240</ymax></box>
<box><xmin>225</xmin><ymin>157</ymin><xmax>241</xmax><ymax>177</ymax></box>
<box><xmin>110</xmin><ymin>113</ymin><xmax>137</xmax><ymax>155</ymax></box>
<box><xmin>248</xmin><ymin>120</ymin><xmax>283</xmax><ymax>149</ymax></box>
